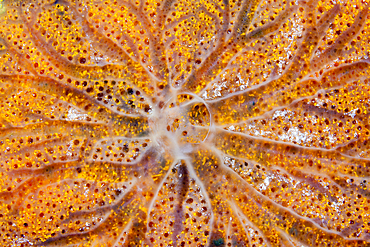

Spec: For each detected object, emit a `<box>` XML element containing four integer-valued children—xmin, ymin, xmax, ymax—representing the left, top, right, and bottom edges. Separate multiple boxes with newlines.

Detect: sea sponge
<box><xmin>0</xmin><ymin>0</ymin><xmax>370</xmax><ymax>246</ymax></box>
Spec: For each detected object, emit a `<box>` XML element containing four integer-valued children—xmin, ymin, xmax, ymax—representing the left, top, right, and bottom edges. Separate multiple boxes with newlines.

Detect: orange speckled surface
<box><xmin>0</xmin><ymin>0</ymin><xmax>370</xmax><ymax>246</ymax></box>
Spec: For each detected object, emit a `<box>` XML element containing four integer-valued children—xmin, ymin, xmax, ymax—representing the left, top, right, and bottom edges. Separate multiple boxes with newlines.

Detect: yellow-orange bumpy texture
<box><xmin>0</xmin><ymin>0</ymin><xmax>370</xmax><ymax>246</ymax></box>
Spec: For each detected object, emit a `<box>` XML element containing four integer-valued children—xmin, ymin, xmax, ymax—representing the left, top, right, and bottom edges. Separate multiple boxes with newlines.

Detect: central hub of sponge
<box><xmin>151</xmin><ymin>93</ymin><xmax>211</xmax><ymax>147</ymax></box>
